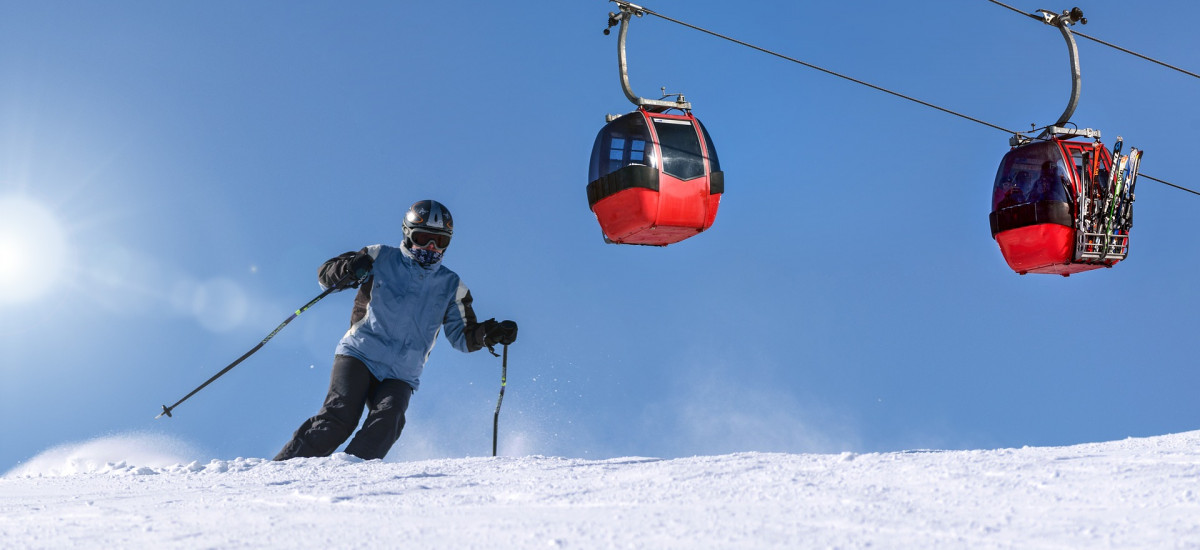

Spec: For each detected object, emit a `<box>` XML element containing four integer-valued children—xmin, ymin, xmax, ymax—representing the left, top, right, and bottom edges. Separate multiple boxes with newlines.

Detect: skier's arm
<box><xmin>318</xmin><ymin>246</ymin><xmax>380</xmax><ymax>290</ymax></box>
<box><xmin>443</xmin><ymin>281</ymin><xmax>489</xmax><ymax>353</ymax></box>
<box><xmin>445</xmin><ymin>294</ymin><xmax>518</xmax><ymax>355</ymax></box>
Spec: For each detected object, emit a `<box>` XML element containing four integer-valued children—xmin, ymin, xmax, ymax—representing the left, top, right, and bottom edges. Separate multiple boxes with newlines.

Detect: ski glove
<box><xmin>346</xmin><ymin>251</ymin><xmax>374</xmax><ymax>284</ymax></box>
<box><xmin>482</xmin><ymin>319</ymin><xmax>519</xmax><ymax>347</ymax></box>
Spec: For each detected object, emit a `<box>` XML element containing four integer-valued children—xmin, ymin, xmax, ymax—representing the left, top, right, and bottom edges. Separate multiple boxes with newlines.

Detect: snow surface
<box><xmin>3</xmin><ymin>432</ymin><xmax>1199</xmax><ymax>549</ymax></box>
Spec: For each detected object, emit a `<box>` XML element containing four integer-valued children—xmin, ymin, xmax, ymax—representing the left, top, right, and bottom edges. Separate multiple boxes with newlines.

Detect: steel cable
<box><xmin>984</xmin><ymin>0</ymin><xmax>1200</xmax><ymax>80</ymax></box>
<box><xmin>612</xmin><ymin>0</ymin><xmax>1197</xmax><ymax>197</ymax></box>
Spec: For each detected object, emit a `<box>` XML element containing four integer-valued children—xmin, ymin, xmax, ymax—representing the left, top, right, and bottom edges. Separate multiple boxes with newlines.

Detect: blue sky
<box><xmin>2</xmin><ymin>0</ymin><xmax>1198</xmax><ymax>471</ymax></box>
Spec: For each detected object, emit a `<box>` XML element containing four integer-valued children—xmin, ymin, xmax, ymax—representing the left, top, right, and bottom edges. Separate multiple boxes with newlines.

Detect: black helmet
<box><xmin>404</xmin><ymin>199</ymin><xmax>453</xmax><ymax>236</ymax></box>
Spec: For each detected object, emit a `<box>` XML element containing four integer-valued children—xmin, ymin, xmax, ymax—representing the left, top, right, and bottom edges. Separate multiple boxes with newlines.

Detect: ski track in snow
<box><xmin>2</xmin><ymin>433</ymin><xmax>1200</xmax><ymax>549</ymax></box>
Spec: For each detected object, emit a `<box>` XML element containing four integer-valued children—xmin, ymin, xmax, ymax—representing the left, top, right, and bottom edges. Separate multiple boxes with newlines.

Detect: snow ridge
<box><xmin>2</xmin><ymin>432</ymin><xmax>1199</xmax><ymax>549</ymax></box>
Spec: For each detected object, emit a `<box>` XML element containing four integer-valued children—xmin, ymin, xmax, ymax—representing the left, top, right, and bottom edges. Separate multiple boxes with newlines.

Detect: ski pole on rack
<box><xmin>156</xmin><ymin>271</ymin><xmax>358</xmax><ymax>419</ymax></box>
<box><xmin>492</xmin><ymin>344</ymin><xmax>508</xmax><ymax>457</ymax></box>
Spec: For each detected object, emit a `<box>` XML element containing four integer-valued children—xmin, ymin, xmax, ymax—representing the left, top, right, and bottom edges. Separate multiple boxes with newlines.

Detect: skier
<box><xmin>274</xmin><ymin>200</ymin><xmax>518</xmax><ymax>461</ymax></box>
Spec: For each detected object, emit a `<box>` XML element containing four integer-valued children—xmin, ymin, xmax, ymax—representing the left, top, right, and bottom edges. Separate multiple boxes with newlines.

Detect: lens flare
<box><xmin>0</xmin><ymin>196</ymin><xmax>69</xmax><ymax>305</ymax></box>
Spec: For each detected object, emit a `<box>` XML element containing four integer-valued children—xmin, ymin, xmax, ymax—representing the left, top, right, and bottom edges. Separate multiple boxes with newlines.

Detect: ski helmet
<box><xmin>403</xmin><ymin>200</ymin><xmax>453</xmax><ymax>264</ymax></box>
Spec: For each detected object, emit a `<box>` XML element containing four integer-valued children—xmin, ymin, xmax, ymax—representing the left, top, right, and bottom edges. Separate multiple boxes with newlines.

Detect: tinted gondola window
<box><xmin>652</xmin><ymin>118</ymin><xmax>705</xmax><ymax>180</ymax></box>
<box><xmin>697</xmin><ymin>119</ymin><xmax>721</xmax><ymax>173</ymax></box>
<box><xmin>589</xmin><ymin>113</ymin><xmax>656</xmax><ymax>182</ymax></box>
<box><xmin>992</xmin><ymin>142</ymin><xmax>1072</xmax><ymax>211</ymax></box>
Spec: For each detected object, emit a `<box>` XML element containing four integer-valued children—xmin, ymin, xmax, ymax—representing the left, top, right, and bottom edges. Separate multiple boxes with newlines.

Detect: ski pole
<box><xmin>156</xmin><ymin>272</ymin><xmax>357</xmax><ymax>419</ymax></box>
<box><xmin>492</xmin><ymin>344</ymin><xmax>508</xmax><ymax>457</ymax></box>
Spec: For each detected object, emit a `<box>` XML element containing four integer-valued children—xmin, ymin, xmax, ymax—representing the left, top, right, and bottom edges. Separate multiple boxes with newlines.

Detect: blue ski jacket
<box><xmin>318</xmin><ymin>244</ymin><xmax>487</xmax><ymax>391</ymax></box>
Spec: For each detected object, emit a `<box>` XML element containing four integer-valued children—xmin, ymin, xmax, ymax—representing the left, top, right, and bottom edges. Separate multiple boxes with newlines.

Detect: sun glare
<box><xmin>0</xmin><ymin>196</ymin><xmax>69</xmax><ymax>305</ymax></box>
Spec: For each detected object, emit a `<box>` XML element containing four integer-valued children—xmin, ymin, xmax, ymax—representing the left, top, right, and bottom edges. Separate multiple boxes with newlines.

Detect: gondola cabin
<box><xmin>989</xmin><ymin>138</ymin><xmax>1138</xmax><ymax>276</ymax></box>
<box><xmin>587</xmin><ymin>109</ymin><xmax>723</xmax><ymax>246</ymax></box>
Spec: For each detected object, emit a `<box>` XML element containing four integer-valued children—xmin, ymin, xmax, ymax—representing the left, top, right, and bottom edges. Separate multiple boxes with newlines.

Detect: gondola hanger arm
<box><xmin>1034</xmin><ymin>6</ymin><xmax>1089</xmax><ymax>140</ymax></box>
<box><xmin>606</xmin><ymin>0</ymin><xmax>691</xmax><ymax>112</ymax></box>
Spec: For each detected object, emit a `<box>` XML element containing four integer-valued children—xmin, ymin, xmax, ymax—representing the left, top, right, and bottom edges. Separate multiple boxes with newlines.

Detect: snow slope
<box><xmin>3</xmin><ymin>432</ymin><xmax>1199</xmax><ymax>549</ymax></box>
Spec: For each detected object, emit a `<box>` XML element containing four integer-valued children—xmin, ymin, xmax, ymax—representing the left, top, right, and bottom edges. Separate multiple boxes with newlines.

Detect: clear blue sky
<box><xmin>2</xmin><ymin>0</ymin><xmax>1198</xmax><ymax>471</ymax></box>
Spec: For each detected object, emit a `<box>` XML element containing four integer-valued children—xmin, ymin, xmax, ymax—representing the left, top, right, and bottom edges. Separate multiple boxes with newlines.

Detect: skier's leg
<box><xmin>273</xmin><ymin>355</ymin><xmax>372</xmax><ymax>460</ymax></box>
<box><xmin>343</xmin><ymin>379</ymin><xmax>413</xmax><ymax>460</ymax></box>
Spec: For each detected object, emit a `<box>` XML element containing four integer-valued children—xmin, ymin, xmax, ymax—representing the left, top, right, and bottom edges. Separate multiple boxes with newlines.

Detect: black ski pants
<box><xmin>274</xmin><ymin>354</ymin><xmax>413</xmax><ymax>461</ymax></box>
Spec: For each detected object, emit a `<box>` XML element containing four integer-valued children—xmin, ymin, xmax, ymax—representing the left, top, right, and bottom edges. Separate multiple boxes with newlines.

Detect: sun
<box><xmin>0</xmin><ymin>196</ymin><xmax>69</xmax><ymax>305</ymax></box>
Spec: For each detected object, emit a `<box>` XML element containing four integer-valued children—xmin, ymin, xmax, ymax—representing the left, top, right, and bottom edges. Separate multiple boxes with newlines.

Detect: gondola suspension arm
<box><xmin>606</xmin><ymin>1</ymin><xmax>691</xmax><ymax>113</ymax></box>
<box><xmin>1033</xmin><ymin>7</ymin><xmax>1098</xmax><ymax>142</ymax></box>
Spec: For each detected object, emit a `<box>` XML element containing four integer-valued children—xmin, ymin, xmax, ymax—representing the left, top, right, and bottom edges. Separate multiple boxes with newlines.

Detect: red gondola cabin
<box><xmin>587</xmin><ymin>109</ymin><xmax>723</xmax><ymax>246</ymax></box>
<box><xmin>989</xmin><ymin>138</ymin><xmax>1138</xmax><ymax>276</ymax></box>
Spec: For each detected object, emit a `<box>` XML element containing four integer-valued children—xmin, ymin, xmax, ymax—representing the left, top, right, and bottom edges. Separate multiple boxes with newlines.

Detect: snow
<box><xmin>3</xmin><ymin>432</ymin><xmax>1199</xmax><ymax>549</ymax></box>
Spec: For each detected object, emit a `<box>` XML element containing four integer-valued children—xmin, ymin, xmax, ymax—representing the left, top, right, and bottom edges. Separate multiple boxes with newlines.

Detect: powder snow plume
<box><xmin>4</xmin><ymin>432</ymin><xmax>203</xmax><ymax>478</ymax></box>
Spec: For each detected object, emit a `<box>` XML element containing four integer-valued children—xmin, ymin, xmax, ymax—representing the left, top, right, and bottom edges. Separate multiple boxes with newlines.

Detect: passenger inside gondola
<box><xmin>993</xmin><ymin>173</ymin><xmax>1027</xmax><ymax>209</ymax></box>
<box><xmin>992</xmin><ymin>143</ymin><xmax>1074</xmax><ymax>211</ymax></box>
<box><xmin>1028</xmin><ymin>160</ymin><xmax>1069</xmax><ymax>203</ymax></box>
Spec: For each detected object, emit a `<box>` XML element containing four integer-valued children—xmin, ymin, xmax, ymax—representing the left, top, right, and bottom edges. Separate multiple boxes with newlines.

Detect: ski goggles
<box><xmin>411</xmin><ymin>230</ymin><xmax>451</xmax><ymax>249</ymax></box>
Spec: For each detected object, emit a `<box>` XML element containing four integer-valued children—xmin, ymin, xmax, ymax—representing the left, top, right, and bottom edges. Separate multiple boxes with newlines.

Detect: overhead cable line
<box><xmin>985</xmin><ymin>0</ymin><xmax>1200</xmax><ymax>80</ymax></box>
<box><xmin>610</xmin><ymin>0</ymin><xmax>1199</xmax><ymax>197</ymax></box>
<box><xmin>1140</xmin><ymin>174</ymin><xmax>1200</xmax><ymax>197</ymax></box>
<box><xmin>614</xmin><ymin>2</ymin><xmax>1018</xmax><ymax>135</ymax></box>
